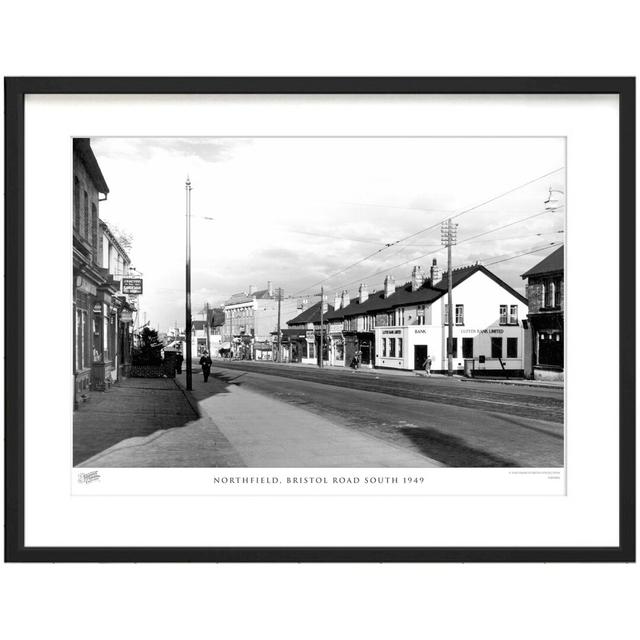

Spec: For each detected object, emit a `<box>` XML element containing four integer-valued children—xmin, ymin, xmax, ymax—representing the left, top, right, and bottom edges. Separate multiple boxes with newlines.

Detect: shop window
<box><xmin>462</xmin><ymin>337</ymin><xmax>474</xmax><ymax>358</ymax></box>
<box><xmin>507</xmin><ymin>337</ymin><xmax>518</xmax><ymax>358</ymax></box>
<box><xmin>308</xmin><ymin>342</ymin><xmax>315</xmax><ymax>359</ymax></box>
<box><xmin>491</xmin><ymin>337</ymin><xmax>503</xmax><ymax>359</ymax></box>
<box><xmin>382</xmin><ymin>338</ymin><xmax>387</xmax><ymax>357</ymax></box>
<box><xmin>398</xmin><ymin>337</ymin><xmax>403</xmax><ymax>358</ymax></box>
<box><xmin>499</xmin><ymin>304</ymin><xmax>508</xmax><ymax>325</ymax></box>
<box><xmin>538</xmin><ymin>332</ymin><xmax>563</xmax><ymax>367</ymax></box>
<box><xmin>389</xmin><ymin>338</ymin><xmax>396</xmax><ymax>357</ymax></box>
<box><xmin>75</xmin><ymin>309</ymin><xmax>82</xmax><ymax>371</ymax></box>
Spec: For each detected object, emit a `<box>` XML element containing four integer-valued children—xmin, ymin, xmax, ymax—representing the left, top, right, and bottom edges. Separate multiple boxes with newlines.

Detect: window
<box><xmin>91</xmin><ymin>202</ymin><xmax>98</xmax><ymax>250</ymax></box>
<box><xmin>75</xmin><ymin>309</ymin><xmax>82</xmax><ymax>371</ymax></box>
<box><xmin>499</xmin><ymin>304</ymin><xmax>508</xmax><ymax>324</ymax></box>
<box><xmin>389</xmin><ymin>338</ymin><xmax>396</xmax><ymax>357</ymax></box>
<box><xmin>462</xmin><ymin>337</ymin><xmax>473</xmax><ymax>358</ymax></box>
<box><xmin>491</xmin><ymin>337</ymin><xmax>503</xmax><ymax>359</ymax></box>
<box><xmin>382</xmin><ymin>338</ymin><xmax>387</xmax><ymax>357</ymax></box>
<box><xmin>308</xmin><ymin>342</ymin><xmax>315</xmax><ymax>359</ymax></box>
<box><xmin>395</xmin><ymin>308</ymin><xmax>405</xmax><ymax>326</ymax></box>
<box><xmin>538</xmin><ymin>331</ymin><xmax>563</xmax><ymax>367</ymax></box>
<box><xmin>554</xmin><ymin>280</ymin><xmax>562</xmax><ymax>307</ymax></box>
<box><xmin>417</xmin><ymin>305</ymin><xmax>426</xmax><ymax>325</ymax></box>
<box><xmin>82</xmin><ymin>312</ymin><xmax>89</xmax><ymax>368</ymax></box>
<box><xmin>455</xmin><ymin>304</ymin><xmax>464</xmax><ymax>325</ymax></box>
<box><xmin>73</xmin><ymin>176</ymin><xmax>80</xmax><ymax>230</ymax></box>
<box><xmin>507</xmin><ymin>337</ymin><xmax>518</xmax><ymax>358</ymax></box>
<box><xmin>509</xmin><ymin>305</ymin><xmax>518</xmax><ymax>325</ymax></box>
<box><xmin>398</xmin><ymin>337</ymin><xmax>403</xmax><ymax>358</ymax></box>
<box><xmin>83</xmin><ymin>191</ymin><xmax>89</xmax><ymax>239</ymax></box>
<box><xmin>545</xmin><ymin>280</ymin><xmax>555</xmax><ymax>308</ymax></box>
<box><xmin>448</xmin><ymin>337</ymin><xmax>458</xmax><ymax>358</ymax></box>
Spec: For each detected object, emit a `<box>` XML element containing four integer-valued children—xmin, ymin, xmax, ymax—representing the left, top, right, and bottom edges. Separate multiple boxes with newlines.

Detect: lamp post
<box><xmin>185</xmin><ymin>177</ymin><xmax>192</xmax><ymax>390</ymax></box>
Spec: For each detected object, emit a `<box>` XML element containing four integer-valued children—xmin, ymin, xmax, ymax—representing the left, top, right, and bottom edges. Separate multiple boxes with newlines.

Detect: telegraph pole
<box><xmin>441</xmin><ymin>219</ymin><xmax>458</xmax><ymax>376</ymax></box>
<box><xmin>276</xmin><ymin>288</ymin><xmax>282</xmax><ymax>362</ymax></box>
<box><xmin>185</xmin><ymin>177</ymin><xmax>193</xmax><ymax>390</ymax></box>
<box><xmin>205</xmin><ymin>302</ymin><xmax>211</xmax><ymax>355</ymax></box>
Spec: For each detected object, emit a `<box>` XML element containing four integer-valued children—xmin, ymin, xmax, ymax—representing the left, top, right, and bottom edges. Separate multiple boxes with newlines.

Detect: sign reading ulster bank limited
<box><xmin>122</xmin><ymin>278</ymin><xmax>143</xmax><ymax>295</ymax></box>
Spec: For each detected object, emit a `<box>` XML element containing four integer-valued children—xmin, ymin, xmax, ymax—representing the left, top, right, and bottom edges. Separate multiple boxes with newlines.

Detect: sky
<box><xmin>90</xmin><ymin>137</ymin><xmax>565</xmax><ymax>332</ymax></box>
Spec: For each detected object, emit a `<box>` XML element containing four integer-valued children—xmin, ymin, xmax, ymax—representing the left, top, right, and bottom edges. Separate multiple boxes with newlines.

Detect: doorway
<box><xmin>414</xmin><ymin>345</ymin><xmax>429</xmax><ymax>370</ymax></box>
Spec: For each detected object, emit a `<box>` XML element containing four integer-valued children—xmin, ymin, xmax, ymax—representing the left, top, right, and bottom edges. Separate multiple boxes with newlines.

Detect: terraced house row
<box><xmin>284</xmin><ymin>259</ymin><xmax>530</xmax><ymax>376</ymax></box>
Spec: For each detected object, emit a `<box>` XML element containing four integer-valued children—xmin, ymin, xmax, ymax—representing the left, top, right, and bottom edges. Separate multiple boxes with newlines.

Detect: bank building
<box><xmin>322</xmin><ymin>259</ymin><xmax>529</xmax><ymax>376</ymax></box>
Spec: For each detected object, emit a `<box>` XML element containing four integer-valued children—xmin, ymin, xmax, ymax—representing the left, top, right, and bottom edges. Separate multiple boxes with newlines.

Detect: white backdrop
<box><xmin>1</xmin><ymin>2</ymin><xmax>638</xmax><ymax>640</ymax></box>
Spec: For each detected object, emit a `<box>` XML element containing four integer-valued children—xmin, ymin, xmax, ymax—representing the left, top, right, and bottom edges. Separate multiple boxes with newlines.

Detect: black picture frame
<box><xmin>4</xmin><ymin>77</ymin><xmax>635</xmax><ymax>563</ymax></box>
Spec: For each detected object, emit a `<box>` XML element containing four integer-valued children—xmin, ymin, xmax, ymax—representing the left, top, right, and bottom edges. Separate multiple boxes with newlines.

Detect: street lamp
<box><xmin>185</xmin><ymin>177</ymin><xmax>192</xmax><ymax>390</ymax></box>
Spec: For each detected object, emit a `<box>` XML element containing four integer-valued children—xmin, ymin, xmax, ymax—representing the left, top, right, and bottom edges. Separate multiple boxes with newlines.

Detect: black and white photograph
<box><xmin>72</xmin><ymin>135</ymin><xmax>565</xmax><ymax>472</ymax></box>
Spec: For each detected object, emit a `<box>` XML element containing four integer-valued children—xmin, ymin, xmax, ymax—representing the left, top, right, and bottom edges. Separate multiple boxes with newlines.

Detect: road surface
<box><xmin>196</xmin><ymin>361</ymin><xmax>563</xmax><ymax>467</ymax></box>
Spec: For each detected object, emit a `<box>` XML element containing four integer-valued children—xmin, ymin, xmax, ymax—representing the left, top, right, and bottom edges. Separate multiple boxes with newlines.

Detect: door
<box><xmin>414</xmin><ymin>345</ymin><xmax>429</xmax><ymax>370</ymax></box>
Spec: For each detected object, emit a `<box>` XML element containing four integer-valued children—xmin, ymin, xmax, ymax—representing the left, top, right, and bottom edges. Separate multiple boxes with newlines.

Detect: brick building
<box><xmin>521</xmin><ymin>245</ymin><xmax>564</xmax><ymax>381</ymax></box>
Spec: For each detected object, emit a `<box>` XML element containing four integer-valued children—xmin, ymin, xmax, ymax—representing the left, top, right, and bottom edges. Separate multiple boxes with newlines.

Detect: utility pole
<box><xmin>319</xmin><ymin>285</ymin><xmax>324</xmax><ymax>368</ymax></box>
<box><xmin>205</xmin><ymin>301</ymin><xmax>211</xmax><ymax>355</ymax></box>
<box><xmin>441</xmin><ymin>219</ymin><xmax>458</xmax><ymax>376</ymax></box>
<box><xmin>185</xmin><ymin>177</ymin><xmax>192</xmax><ymax>390</ymax></box>
<box><xmin>276</xmin><ymin>288</ymin><xmax>282</xmax><ymax>362</ymax></box>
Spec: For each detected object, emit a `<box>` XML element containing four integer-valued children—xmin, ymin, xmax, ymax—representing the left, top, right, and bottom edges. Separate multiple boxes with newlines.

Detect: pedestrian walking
<box><xmin>355</xmin><ymin>349</ymin><xmax>362</xmax><ymax>370</ymax></box>
<box><xmin>199</xmin><ymin>351</ymin><xmax>212</xmax><ymax>382</ymax></box>
<box><xmin>424</xmin><ymin>355</ymin><xmax>432</xmax><ymax>377</ymax></box>
<box><xmin>176</xmin><ymin>350</ymin><xmax>184</xmax><ymax>374</ymax></box>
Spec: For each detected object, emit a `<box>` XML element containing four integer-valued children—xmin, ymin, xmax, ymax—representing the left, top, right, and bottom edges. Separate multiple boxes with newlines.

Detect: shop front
<box><xmin>529</xmin><ymin>312</ymin><xmax>563</xmax><ymax>381</ymax></box>
<box><xmin>375</xmin><ymin>324</ymin><xmax>525</xmax><ymax>375</ymax></box>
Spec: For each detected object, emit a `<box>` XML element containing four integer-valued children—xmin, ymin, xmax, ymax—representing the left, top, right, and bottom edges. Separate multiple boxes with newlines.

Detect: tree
<box><xmin>133</xmin><ymin>327</ymin><xmax>163</xmax><ymax>365</ymax></box>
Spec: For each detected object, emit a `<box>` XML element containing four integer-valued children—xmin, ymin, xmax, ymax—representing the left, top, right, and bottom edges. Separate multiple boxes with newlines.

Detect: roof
<box><xmin>521</xmin><ymin>245</ymin><xmax>564</xmax><ymax>279</ymax></box>
<box><xmin>73</xmin><ymin>138</ymin><xmax>109</xmax><ymax>194</ymax></box>
<box><xmin>253</xmin><ymin>288</ymin><xmax>275</xmax><ymax>300</ymax></box>
<box><xmin>210</xmin><ymin>308</ymin><xmax>225</xmax><ymax>327</ymax></box>
<box><xmin>224</xmin><ymin>292</ymin><xmax>254</xmax><ymax>305</ymax></box>
<box><xmin>325</xmin><ymin>264</ymin><xmax>527</xmax><ymax>321</ymax></box>
<box><xmin>287</xmin><ymin>301</ymin><xmax>334</xmax><ymax>326</ymax></box>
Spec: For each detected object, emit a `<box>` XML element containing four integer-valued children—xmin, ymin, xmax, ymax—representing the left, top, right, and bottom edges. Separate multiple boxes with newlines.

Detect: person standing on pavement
<box><xmin>199</xmin><ymin>350</ymin><xmax>212</xmax><ymax>382</ymax></box>
<box><xmin>424</xmin><ymin>355</ymin><xmax>432</xmax><ymax>377</ymax></box>
<box><xmin>176</xmin><ymin>349</ymin><xmax>184</xmax><ymax>374</ymax></box>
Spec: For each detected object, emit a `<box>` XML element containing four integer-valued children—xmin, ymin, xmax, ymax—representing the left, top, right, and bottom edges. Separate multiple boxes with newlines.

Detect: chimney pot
<box><xmin>383</xmin><ymin>275</ymin><xmax>396</xmax><ymax>299</ymax></box>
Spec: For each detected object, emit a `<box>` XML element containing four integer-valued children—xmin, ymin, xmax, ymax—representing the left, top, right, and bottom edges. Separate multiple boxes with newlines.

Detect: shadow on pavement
<box><xmin>398</xmin><ymin>426</ymin><xmax>518</xmax><ymax>467</ymax></box>
<box><xmin>73</xmin><ymin>377</ymin><xmax>229</xmax><ymax>466</ymax></box>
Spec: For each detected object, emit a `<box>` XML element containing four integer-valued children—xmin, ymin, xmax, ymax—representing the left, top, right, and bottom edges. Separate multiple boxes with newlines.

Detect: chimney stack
<box><xmin>358</xmin><ymin>283</ymin><xmax>369</xmax><ymax>303</ymax></box>
<box><xmin>248</xmin><ymin>284</ymin><xmax>256</xmax><ymax>295</ymax></box>
<box><xmin>430</xmin><ymin>258</ymin><xmax>441</xmax><ymax>284</ymax></box>
<box><xmin>383</xmin><ymin>275</ymin><xmax>396</xmax><ymax>299</ymax></box>
<box><xmin>333</xmin><ymin>291</ymin><xmax>341</xmax><ymax>310</ymax></box>
<box><xmin>341</xmin><ymin>290</ymin><xmax>350</xmax><ymax>308</ymax></box>
<box><xmin>411</xmin><ymin>265</ymin><xmax>425</xmax><ymax>292</ymax></box>
<box><xmin>267</xmin><ymin>280</ymin><xmax>273</xmax><ymax>297</ymax></box>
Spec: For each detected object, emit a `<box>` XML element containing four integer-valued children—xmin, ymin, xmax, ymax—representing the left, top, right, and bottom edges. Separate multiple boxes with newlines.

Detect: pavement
<box><xmin>75</xmin><ymin>371</ymin><xmax>441</xmax><ymax>468</ymax></box>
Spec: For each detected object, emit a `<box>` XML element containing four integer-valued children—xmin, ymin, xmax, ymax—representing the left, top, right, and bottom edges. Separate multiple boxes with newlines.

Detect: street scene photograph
<box><xmin>72</xmin><ymin>136</ymin><xmax>565</xmax><ymax>469</ymax></box>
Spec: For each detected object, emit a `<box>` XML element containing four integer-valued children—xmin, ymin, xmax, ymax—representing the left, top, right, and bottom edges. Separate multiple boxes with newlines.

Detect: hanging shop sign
<box><xmin>122</xmin><ymin>278</ymin><xmax>143</xmax><ymax>295</ymax></box>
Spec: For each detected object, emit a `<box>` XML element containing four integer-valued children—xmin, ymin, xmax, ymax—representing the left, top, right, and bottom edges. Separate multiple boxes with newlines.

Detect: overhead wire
<box><xmin>291</xmin><ymin>166</ymin><xmax>564</xmax><ymax>296</ymax></box>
